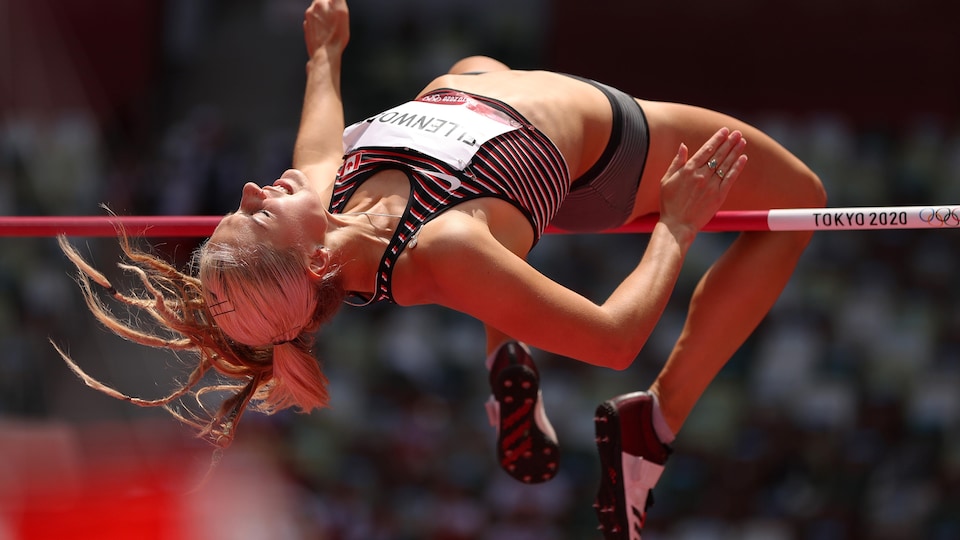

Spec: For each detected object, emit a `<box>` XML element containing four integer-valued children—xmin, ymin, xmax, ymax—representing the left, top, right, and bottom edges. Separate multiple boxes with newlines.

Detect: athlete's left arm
<box><xmin>419</xmin><ymin>218</ymin><xmax>689</xmax><ymax>371</ymax></box>
<box><xmin>427</xmin><ymin>129</ymin><xmax>745</xmax><ymax>369</ymax></box>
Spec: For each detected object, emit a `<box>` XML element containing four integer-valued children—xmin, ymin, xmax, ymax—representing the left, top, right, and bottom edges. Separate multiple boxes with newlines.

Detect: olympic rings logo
<box><xmin>919</xmin><ymin>207</ymin><xmax>960</xmax><ymax>227</ymax></box>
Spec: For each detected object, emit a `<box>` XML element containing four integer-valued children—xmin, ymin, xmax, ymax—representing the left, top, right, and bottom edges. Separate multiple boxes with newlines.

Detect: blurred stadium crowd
<box><xmin>1</xmin><ymin>0</ymin><xmax>959</xmax><ymax>538</ymax></box>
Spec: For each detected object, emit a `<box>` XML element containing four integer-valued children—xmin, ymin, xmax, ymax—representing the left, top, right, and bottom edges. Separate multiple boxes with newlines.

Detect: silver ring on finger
<box><xmin>716</xmin><ymin>169</ymin><xmax>725</xmax><ymax>179</ymax></box>
<box><xmin>707</xmin><ymin>159</ymin><xmax>718</xmax><ymax>169</ymax></box>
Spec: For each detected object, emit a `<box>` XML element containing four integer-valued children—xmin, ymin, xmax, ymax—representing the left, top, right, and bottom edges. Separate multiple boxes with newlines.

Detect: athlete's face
<box><xmin>212</xmin><ymin>169</ymin><xmax>329</xmax><ymax>250</ymax></box>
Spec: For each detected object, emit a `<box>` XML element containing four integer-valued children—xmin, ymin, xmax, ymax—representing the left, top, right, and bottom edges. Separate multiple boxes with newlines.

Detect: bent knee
<box><xmin>758</xmin><ymin>152</ymin><xmax>828</xmax><ymax>210</ymax></box>
<box><xmin>447</xmin><ymin>55</ymin><xmax>510</xmax><ymax>74</ymax></box>
<box><xmin>797</xmin><ymin>167</ymin><xmax>828</xmax><ymax>209</ymax></box>
<box><xmin>738</xmin><ymin>160</ymin><xmax>828</xmax><ymax>213</ymax></box>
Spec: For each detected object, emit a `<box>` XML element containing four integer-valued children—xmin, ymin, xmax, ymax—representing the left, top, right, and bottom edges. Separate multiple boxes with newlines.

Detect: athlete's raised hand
<box><xmin>303</xmin><ymin>0</ymin><xmax>350</xmax><ymax>60</ymax></box>
<box><xmin>658</xmin><ymin>128</ymin><xmax>747</xmax><ymax>240</ymax></box>
<box><xmin>294</xmin><ymin>0</ymin><xmax>350</xmax><ymax>195</ymax></box>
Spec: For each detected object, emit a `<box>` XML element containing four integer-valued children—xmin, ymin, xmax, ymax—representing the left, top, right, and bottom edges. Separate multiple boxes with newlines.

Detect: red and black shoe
<box><xmin>485</xmin><ymin>341</ymin><xmax>560</xmax><ymax>484</ymax></box>
<box><xmin>594</xmin><ymin>392</ymin><xmax>672</xmax><ymax>540</ymax></box>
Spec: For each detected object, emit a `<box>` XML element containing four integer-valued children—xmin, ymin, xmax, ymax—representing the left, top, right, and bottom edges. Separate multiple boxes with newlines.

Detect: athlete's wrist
<box><xmin>654</xmin><ymin>219</ymin><xmax>696</xmax><ymax>254</ymax></box>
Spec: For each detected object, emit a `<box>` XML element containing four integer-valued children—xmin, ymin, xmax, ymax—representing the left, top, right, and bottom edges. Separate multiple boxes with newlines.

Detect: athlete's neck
<box><xmin>325</xmin><ymin>210</ymin><xmax>402</xmax><ymax>296</ymax></box>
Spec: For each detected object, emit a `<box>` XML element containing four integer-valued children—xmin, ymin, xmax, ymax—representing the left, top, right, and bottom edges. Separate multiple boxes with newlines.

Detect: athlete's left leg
<box><xmin>594</xmin><ymin>100</ymin><xmax>826</xmax><ymax>539</ymax></box>
<box><xmin>634</xmin><ymin>101</ymin><xmax>828</xmax><ymax>434</ymax></box>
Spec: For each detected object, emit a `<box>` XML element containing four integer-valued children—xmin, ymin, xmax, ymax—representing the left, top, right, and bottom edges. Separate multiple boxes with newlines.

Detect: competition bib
<box><xmin>342</xmin><ymin>95</ymin><xmax>521</xmax><ymax>170</ymax></box>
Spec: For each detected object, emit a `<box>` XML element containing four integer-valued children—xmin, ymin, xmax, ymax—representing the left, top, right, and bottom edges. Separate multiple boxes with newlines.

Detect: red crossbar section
<box><xmin>579</xmin><ymin>212</ymin><xmax>770</xmax><ymax>234</ymax></box>
<box><xmin>0</xmin><ymin>213</ymin><xmax>767</xmax><ymax>237</ymax></box>
<box><xmin>1</xmin><ymin>206</ymin><xmax>959</xmax><ymax>237</ymax></box>
<box><xmin>0</xmin><ymin>215</ymin><xmax>223</xmax><ymax>238</ymax></box>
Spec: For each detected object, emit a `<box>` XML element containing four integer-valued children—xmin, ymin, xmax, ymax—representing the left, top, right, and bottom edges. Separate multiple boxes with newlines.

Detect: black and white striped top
<box><xmin>330</xmin><ymin>89</ymin><xmax>570</xmax><ymax>305</ymax></box>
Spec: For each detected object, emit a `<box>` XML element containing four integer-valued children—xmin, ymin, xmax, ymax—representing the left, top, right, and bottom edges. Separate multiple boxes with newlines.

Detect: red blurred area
<box><xmin>0</xmin><ymin>419</ymin><xmax>308</xmax><ymax>540</ymax></box>
<box><xmin>0</xmin><ymin>420</ymin><xmax>197</xmax><ymax>540</ymax></box>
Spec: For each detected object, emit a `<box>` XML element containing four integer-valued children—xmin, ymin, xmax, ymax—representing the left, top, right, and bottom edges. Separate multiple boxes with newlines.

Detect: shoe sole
<box><xmin>491</xmin><ymin>363</ymin><xmax>559</xmax><ymax>484</ymax></box>
<box><xmin>594</xmin><ymin>400</ymin><xmax>630</xmax><ymax>540</ymax></box>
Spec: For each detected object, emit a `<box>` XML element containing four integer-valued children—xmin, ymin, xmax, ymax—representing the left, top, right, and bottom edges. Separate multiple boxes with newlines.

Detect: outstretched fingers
<box><xmin>691</xmin><ymin>128</ymin><xmax>748</xmax><ymax>189</ymax></box>
<box><xmin>688</xmin><ymin>127</ymin><xmax>732</xmax><ymax>169</ymax></box>
<box><xmin>658</xmin><ymin>128</ymin><xmax>750</xmax><ymax>236</ymax></box>
<box><xmin>664</xmin><ymin>143</ymin><xmax>689</xmax><ymax>178</ymax></box>
<box><xmin>714</xmin><ymin>135</ymin><xmax>748</xmax><ymax>189</ymax></box>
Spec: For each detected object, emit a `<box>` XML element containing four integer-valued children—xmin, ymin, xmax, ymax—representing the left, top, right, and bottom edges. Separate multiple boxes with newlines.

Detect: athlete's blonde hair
<box><xmin>54</xmin><ymin>232</ymin><xmax>345</xmax><ymax>448</ymax></box>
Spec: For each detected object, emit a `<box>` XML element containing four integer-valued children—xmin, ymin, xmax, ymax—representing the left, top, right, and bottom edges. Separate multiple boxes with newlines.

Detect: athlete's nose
<box><xmin>239</xmin><ymin>182</ymin><xmax>266</xmax><ymax>213</ymax></box>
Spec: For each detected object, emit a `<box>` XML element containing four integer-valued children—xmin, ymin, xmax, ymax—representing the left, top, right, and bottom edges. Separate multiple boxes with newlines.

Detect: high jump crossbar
<box><xmin>0</xmin><ymin>206</ymin><xmax>958</xmax><ymax>237</ymax></box>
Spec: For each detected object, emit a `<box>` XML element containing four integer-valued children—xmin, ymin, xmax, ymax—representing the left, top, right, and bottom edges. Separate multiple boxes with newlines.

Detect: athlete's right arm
<box><xmin>292</xmin><ymin>0</ymin><xmax>350</xmax><ymax>203</ymax></box>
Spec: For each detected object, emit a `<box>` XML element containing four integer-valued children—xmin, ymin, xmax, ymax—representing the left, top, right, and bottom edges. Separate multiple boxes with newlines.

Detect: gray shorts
<box><xmin>550</xmin><ymin>77</ymin><xmax>650</xmax><ymax>232</ymax></box>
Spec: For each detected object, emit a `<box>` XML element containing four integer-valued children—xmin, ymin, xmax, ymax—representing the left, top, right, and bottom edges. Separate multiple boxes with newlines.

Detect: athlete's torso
<box><xmin>330</xmin><ymin>87</ymin><xmax>572</xmax><ymax>304</ymax></box>
<box><xmin>329</xmin><ymin>71</ymin><xmax>622</xmax><ymax>305</ymax></box>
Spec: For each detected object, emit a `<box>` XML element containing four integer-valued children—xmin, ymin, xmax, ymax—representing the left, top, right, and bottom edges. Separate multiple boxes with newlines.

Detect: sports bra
<box><xmin>330</xmin><ymin>89</ymin><xmax>569</xmax><ymax>304</ymax></box>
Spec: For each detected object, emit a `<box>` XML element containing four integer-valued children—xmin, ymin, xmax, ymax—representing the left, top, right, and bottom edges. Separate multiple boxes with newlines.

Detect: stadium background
<box><xmin>2</xmin><ymin>0</ymin><xmax>959</xmax><ymax>538</ymax></box>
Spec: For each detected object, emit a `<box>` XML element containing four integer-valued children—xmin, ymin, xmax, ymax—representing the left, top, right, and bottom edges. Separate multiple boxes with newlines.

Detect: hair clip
<box><xmin>208</xmin><ymin>299</ymin><xmax>235</xmax><ymax>317</ymax></box>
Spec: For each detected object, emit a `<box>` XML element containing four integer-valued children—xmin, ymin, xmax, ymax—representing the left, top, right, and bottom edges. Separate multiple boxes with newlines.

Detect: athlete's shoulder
<box><xmin>390</xmin><ymin>213</ymin><xmax>495</xmax><ymax>306</ymax></box>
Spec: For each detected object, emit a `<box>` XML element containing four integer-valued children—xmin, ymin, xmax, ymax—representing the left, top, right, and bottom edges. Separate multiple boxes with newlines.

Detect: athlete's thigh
<box><xmin>630</xmin><ymin>100</ymin><xmax>824</xmax><ymax>219</ymax></box>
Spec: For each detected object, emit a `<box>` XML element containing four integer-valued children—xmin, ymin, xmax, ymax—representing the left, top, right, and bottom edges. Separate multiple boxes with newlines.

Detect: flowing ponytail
<box><xmin>55</xmin><ymin>231</ymin><xmax>347</xmax><ymax>450</ymax></box>
<box><xmin>267</xmin><ymin>336</ymin><xmax>329</xmax><ymax>413</ymax></box>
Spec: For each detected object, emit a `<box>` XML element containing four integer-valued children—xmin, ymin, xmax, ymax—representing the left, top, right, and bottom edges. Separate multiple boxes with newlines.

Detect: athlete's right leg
<box><xmin>484</xmin><ymin>326</ymin><xmax>560</xmax><ymax>484</ymax></box>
